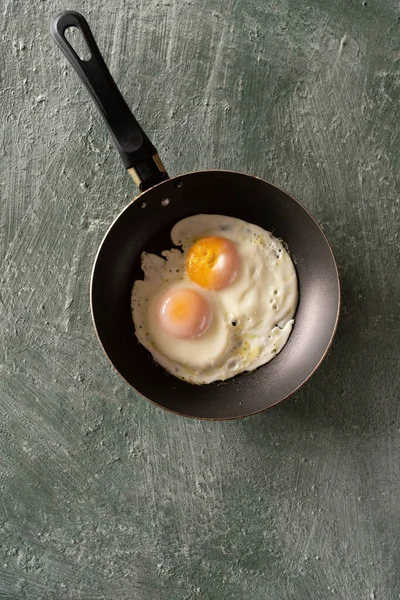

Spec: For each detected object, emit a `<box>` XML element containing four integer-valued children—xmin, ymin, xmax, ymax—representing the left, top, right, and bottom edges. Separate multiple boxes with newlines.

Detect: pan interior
<box><xmin>91</xmin><ymin>171</ymin><xmax>340</xmax><ymax>419</ymax></box>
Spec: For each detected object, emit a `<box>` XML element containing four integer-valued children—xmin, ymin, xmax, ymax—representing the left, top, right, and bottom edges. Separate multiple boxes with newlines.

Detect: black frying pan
<box><xmin>51</xmin><ymin>11</ymin><xmax>340</xmax><ymax>420</ymax></box>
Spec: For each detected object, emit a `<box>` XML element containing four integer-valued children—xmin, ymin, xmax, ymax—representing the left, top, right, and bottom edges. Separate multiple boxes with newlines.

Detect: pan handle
<box><xmin>50</xmin><ymin>11</ymin><xmax>169</xmax><ymax>191</ymax></box>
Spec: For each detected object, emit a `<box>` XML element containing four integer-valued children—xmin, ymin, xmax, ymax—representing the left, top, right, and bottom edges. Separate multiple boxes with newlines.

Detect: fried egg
<box><xmin>131</xmin><ymin>215</ymin><xmax>298</xmax><ymax>384</ymax></box>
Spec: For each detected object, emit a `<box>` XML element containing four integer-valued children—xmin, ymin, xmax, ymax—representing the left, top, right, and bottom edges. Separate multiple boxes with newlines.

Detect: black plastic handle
<box><xmin>50</xmin><ymin>10</ymin><xmax>168</xmax><ymax>191</ymax></box>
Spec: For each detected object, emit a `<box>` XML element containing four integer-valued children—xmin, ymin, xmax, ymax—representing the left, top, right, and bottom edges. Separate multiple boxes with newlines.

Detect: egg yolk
<box><xmin>185</xmin><ymin>236</ymin><xmax>239</xmax><ymax>290</ymax></box>
<box><xmin>158</xmin><ymin>288</ymin><xmax>212</xmax><ymax>339</ymax></box>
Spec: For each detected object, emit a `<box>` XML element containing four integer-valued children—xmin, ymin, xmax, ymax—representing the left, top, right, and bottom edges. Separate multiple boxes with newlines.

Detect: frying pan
<box><xmin>51</xmin><ymin>11</ymin><xmax>340</xmax><ymax>420</ymax></box>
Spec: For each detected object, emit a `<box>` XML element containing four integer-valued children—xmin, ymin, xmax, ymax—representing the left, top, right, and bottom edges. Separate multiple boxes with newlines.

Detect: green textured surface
<box><xmin>1</xmin><ymin>0</ymin><xmax>399</xmax><ymax>598</ymax></box>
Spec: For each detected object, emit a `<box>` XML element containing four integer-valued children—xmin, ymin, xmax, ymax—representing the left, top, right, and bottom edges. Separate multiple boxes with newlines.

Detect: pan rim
<box><xmin>90</xmin><ymin>169</ymin><xmax>341</xmax><ymax>420</ymax></box>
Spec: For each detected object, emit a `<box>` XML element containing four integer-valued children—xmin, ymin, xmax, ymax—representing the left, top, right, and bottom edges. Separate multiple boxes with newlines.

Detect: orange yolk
<box><xmin>158</xmin><ymin>288</ymin><xmax>212</xmax><ymax>339</ymax></box>
<box><xmin>185</xmin><ymin>236</ymin><xmax>239</xmax><ymax>290</ymax></box>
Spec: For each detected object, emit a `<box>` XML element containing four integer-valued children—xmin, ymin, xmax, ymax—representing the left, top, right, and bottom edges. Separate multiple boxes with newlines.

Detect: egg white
<box><xmin>131</xmin><ymin>215</ymin><xmax>298</xmax><ymax>384</ymax></box>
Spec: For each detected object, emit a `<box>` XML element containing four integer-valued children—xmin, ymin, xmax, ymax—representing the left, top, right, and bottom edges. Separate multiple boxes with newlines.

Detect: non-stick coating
<box><xmin>91</xmin><ymin>170</ymin><xmax>340</xmax><ymax>419</ymax></box>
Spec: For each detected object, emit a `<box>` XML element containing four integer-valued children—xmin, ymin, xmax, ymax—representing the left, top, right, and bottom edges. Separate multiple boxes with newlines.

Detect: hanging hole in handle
<box><xmin>64</xmin><ymin>26</ymin><xmax>92</xmax><ymax>61</ymax></box>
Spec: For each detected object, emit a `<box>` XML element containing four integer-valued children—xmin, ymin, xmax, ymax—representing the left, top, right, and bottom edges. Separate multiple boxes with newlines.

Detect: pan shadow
<box><xmin>241</xmin><ymin>266</ymin><xmax>397</xmax><ymax>437</ymax></box>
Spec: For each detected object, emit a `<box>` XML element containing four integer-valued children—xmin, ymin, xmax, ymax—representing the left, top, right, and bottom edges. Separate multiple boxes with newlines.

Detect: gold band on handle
<box><xmin>128</xmin><ymin>154</ymin><xmax>167</xmax><ymax>188</ymax></box>
<box><xmin>152</xmin><ymin>153</ymin><xmax>167</xmax><ymax>173</ymax></box>
<box><xmin>127</xmin><ymin>167</ymin><xmax>141</xmax><ymax>187</ymax></box>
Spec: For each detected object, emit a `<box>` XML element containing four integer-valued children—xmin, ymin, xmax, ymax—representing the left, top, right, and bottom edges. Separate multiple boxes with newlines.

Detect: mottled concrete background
<box><xmin>1</xmin><ymin>0</ymin><xmax>399</xmax><ymax>598</ymax></box>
